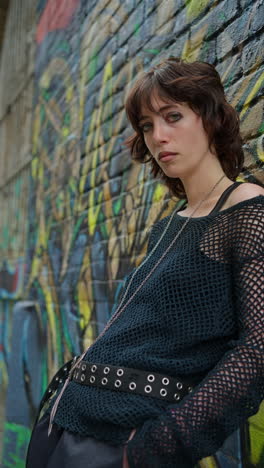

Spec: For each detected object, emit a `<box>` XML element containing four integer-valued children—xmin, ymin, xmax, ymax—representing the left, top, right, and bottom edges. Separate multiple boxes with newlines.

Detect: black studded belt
<box><xmin>71</xmin><ymin>361</ymin><xmax>194</xmax><ymax>403</ymax></box>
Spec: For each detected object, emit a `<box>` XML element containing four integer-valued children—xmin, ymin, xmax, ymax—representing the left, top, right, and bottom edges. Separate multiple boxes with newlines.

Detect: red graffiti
<box><xmin>37</xmin><ymin>0</ymin><xmax>80</xmax><ymax>44</ymax></box>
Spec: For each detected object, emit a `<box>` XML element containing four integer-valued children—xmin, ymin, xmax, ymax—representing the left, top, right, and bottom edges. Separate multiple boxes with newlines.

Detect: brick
<box><xmin>84</xmin><ymin>68</ymin><xmax>104</xmax><ymax>96</ymax></box>
<box><xmin>111</xmin><ymin>47</ymin><xmax>128</xmax><ymax>75</ymax></box>
<box><xmin>251</xmin><ymin>0</ymin><xmax>264</xmax><ymax>33</ymax></box>
<box><xmin>155</xmin><ymin>0</ymin><xmax>182</xmax><ymax>31</ymax></box>
<box><xmin>216</xmin><ymin>54</ymin><xmax>243</xmax><ymax>88</ymax></box>
<box><xmin>117</xmin><ymin>3</ymin><xmax>145</xmax><ymax>47</ymax></box>
<box><xmin>242</xmin><ymin>35</ymin><xmax>264</xmax><ymax>74</ymax></box>
<box><xmin>225</xmin><ymin>68</ymin><xmax>263</xmax><ymax>111</ymax></box>
<box><xmin>109</xmin><ymin>150</ymin><xmax>132</xmax><ymax>179</ymax></box>
<box><xmin>122</xmin><ymin>0</ymin><xmax>139</xmax><ymax>15</ymax></box>
<box><xmin>240</xmin><ymin>99</ymin><xmax>263</xmax><ymax>139</ymax></box>
<box><xmin>198</xmin><ymin>39</ymin><xmax>217</xmax><ymax>64</ymax></box>
<box><xmin>81</xmin><ymin>3</ymin><xmax>121</xmax><ymax>52</ymax></box>
<box><xmin>239</xmin><ymin>0</ymin><xmax>256</xmax><ymax>9</ymax></box>
<box><xmin>83</xmin><ymin>0</ymin><xmax>101</xmax><ymax>15</ymax></box>
<box><xmin>216</xmin><ymin>7</ymin><xmax>262</xmax><ymax>60</ymax></box>
<box><xmin>143</xmin><ymin>0</ymin><xmax>158</xmax><ymax>17</ymax></box>
<box><xmin>243</xmin><ymin>136</ymin><xmax>263</xmax><ymax>168</ymax></box>
<box><xmin>191</xmin><ymin>0</ymin><xmax>239</xmax><ymax>42</ymax></box>
<box><xmin>96</xmin><ymin>36</ymin><xmax>118</xmax><ymax>71</ymax></box>
<box><xmin>163</xmin><ymin>33</ymin><xmax>189</xmax><ymax>59</ymax></box>
<box><xmin>136</xmin><ymin>33</ymin><xmax>175</xmax><ymax>57</ymax></box>
<box><xmin>173</xmin><ymin>8</ymin><xmax>188</xmax><ymax>36</ymax></box>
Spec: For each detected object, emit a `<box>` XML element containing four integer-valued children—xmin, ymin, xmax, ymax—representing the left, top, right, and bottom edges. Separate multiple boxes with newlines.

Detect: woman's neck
<box><xmin>180</xmin><ymin>170</ymin><xmax>233</xmax><ymax>216</ymax></box>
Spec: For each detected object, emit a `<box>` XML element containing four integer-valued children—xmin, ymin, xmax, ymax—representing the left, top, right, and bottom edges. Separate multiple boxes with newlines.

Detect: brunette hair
<box><xmin>125</xmin><ymin>57</ymin><xmax>244</xmax><ymax>198</ymax></box>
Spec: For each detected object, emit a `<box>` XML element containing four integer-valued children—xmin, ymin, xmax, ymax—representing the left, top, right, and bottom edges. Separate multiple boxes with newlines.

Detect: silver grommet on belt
<box><xmin>188</xmin><ymin>386</ymin><xmax>193</xmax><ymax>393</ymax></box>
<box><xmin>63</xmin><ymin>367</ymin><xmax>67</xmax><ymax>372</ymax></box>
<box><xmin>147</xmin><ymin>374</ymin><xmax>155</xmax><ymax>382</ymax></box>
<box><xmin>176</xmin><ymin>382</ymin><xmax>183</xmax><ymax>390</ymax></box>
<box><xmin>81</xmin><ymin>374</ymin><xmax>85</xmax><ymax>382</ymax></box>
<box><xmin>59</xmin><ymin>379</ymin><xmax>62</xmax><ymax>384</ymax></box>
<box><xmin>162</xmin><ymin>377</ymin><xmax>170</xmax><ymax>385</ymax></box>
<box><xmin>91</xmin><ymin>365</ymin><xmax>97</xmax><ymax>373</ymax></box>
<box><xmin>103</xmin><ymin>367</ymin><xmax>110</xmax><ymax>374</ymax></box>
<box><xmin>115</xmin><ymin>379</ymin><xmax>121</xmax><ymax>388</ymax></box>
<box><xmin>129</xmin><ymin>382</ymin><xmax>136</xmax><ymax>390</ymax></box>
<box><xmin>55</xmin><ymin>377</ymin><xmax>59</xmax><ymax>381</ymax></box>
<box><xmin>160</xmin><ymin>388</ymin><xmax>167</xmax><ymax>397</ymax></box>
<box><xmin>102</xmin><ymin>377</ymin><xmax>108</xmax><ymax>385</ymax></box>
<box><xmin>81</xmin><ymin>363</ymin><xmax>86</xmax><ymax>371</ymax></box>
<box><xmin>174</xmin><ymin>393</ymin><xmax>180</xmax><ymax>401</ymax></box>
<box><xmin>117</xmin><ymin>368</ymin><xmax>124</xmax><ymax>377</ymax></box>
<box><xmin>144</xmin><ymin>385</ymin><xmax>152</xmax><ymax>393</ymax></box>
<box><xmin>90</xmin><ymin>376</ymin><xmax>95</xmax><ymax>383</ymax></box>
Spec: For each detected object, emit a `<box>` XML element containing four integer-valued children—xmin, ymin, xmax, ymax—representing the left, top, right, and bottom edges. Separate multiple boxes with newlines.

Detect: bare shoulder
<box><xmin>228</xmin><ymin>183</ymin><xmax>264</xmax><ymax>207</ymax></box>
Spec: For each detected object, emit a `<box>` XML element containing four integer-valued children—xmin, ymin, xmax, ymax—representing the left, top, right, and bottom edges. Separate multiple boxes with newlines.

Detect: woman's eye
<box><xmin>166</xmin><ymin>112</ymin><xmax>182</xmax><ymax>123</ymax></box>
<box><xmin>139</xmin><ymin>122</ymin><xmax>152</xmax><ymax>132</ymax></box>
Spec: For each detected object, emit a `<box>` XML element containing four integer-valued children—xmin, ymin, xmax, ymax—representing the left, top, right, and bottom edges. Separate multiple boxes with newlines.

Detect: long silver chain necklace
<box><xmin>96</xmin><ymin>173</ymin><xmax>226</xmax><ymax>339</ymax></box>
<box><xmin>48</xmin><ymin>173</ymin><xmax>226</xmax><ymax>435</ymax></box>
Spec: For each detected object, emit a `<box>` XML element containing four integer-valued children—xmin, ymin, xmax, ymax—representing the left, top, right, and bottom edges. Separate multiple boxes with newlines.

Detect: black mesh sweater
<box><xmin>53</xmin><ymin>196</ymin><xmax>264</xmax><ymax>467</ymax></box>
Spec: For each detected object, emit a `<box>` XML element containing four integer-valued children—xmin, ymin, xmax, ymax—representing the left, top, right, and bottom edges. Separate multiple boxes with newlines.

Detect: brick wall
<box><xmin>1</xmin><ymin>0</ymin><xmax>263</xmax><ymax>466</ymax></box>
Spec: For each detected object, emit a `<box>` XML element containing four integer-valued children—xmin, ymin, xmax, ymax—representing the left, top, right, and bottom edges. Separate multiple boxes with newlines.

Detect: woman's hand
<box><xmin>123</xmin><ymin>429</ymin><xmax>136</xmax><ymax>468</ymax></box>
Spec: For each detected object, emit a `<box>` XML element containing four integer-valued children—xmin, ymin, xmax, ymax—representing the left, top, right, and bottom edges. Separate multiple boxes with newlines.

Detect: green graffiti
<box><xmin>219</xmin><ymin>11</ymin><xmax>226</xmax><ymax>21</ymax></box>
<box><xmin>40</xmin><ymin>104</ymin><xmax>45</xmax><ymax>124</ymax></box>
<box><xmin>258</xmin><ymin>122</ymin><xmax>264</xmax><ymax>133</ymax></box>
<box><xmin>14</xmin><ymin>179</ymin><xmax>22</xmax><ymax>197</ymax></box>
<box><xmin>100</xmin><ymin>221</ymin><xmax>108</xmax><ymax>238</ymax></box>
<box><xmin>143</xmin><ymin>48</ymin><xmax>160</xmax><ymax>55</ymax></box>
<box><xmin>2</xmin><ymin>226</ymin><xmax>9</xmax><ymax>249</ymax></box>
<box><xmin>4</xmin><ymin>422</ymin><xmax>31</xmax><ymax>468</ymax></box>
<box><xmin>88</xmin><ymin>49</ymin><xmax>99</xmax><ymax>82</ymax></box>
<box><xmin>64</xmin><ymin>111</ymin><xmax>71</xmax><ymax>126</ymax></box>
<box><xmin>57</xmin><ymin>40</ymin><xmax>71</xmax><ymax>54</ymax></box>
<box><xmin>134</xmin><ymin>22</ymin><xmax>140</xmax><ymax>36</ymax></box>
<box><xmin>113</xmin><ymin>198</ymin><xmax>122</xmax><ymax>216</ymax></box>
<box><xmin>42</xmin><ymin>89</ymin><xmax>51</xmax><ymax>101</ymax></box>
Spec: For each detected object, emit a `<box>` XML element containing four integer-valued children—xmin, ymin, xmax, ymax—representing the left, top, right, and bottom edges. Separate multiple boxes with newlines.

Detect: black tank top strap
<box><xmin>210</xmin><ymin>182</ymin><xmax>243</xmax><ymax>214</ymax></box>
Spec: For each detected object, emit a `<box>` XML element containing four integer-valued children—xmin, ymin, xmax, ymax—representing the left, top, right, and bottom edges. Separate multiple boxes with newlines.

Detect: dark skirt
<box><xmin>26</xmin><ymin>413</ymin><xmax>124</xmax><ymax>468</ymax></box>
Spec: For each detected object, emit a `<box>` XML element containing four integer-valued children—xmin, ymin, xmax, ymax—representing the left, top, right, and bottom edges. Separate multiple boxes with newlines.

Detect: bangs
<box><xmin>125</xmin><ymin>74</ymin><xmax>178</xmax><ymax>131</ymax></box>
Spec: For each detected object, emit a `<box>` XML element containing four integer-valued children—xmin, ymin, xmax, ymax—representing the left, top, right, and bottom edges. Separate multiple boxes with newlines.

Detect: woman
<box><xmin>27</xmin><ymin>58</ymin><xmax>264</xmax><ymax>467</ymax></box>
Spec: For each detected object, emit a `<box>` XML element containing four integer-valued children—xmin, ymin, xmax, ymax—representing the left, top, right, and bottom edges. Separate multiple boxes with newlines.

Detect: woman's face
<box><xmin>139</xmin><ymin>93</ymin><xmax>215</xmax><ymax>179</ymax></box>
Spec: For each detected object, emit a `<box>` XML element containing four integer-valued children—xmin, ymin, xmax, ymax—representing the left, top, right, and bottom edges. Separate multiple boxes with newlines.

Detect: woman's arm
<box><xmin>126</xmin><ymin>200</ymin><xmax>264</xmax><ymax>468</ymax></box>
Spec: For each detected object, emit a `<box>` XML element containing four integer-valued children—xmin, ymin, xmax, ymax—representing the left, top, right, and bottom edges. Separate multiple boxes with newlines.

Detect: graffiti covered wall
<box><xmin>1</xmin><ymin>0</ymin><xmax>263</xmax><ymax>466</ymax></box>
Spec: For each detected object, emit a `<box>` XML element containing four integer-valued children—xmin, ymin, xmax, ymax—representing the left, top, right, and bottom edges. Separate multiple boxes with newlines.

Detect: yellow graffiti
<box><xmin>248</xmin><ymin>401</ymin><xmax>264</xmax><ymax>465</ymax></box>
<box><xmin>32</xmin><ymin>104</ymin><xmax>41</xmax><ymax>154</ymax></box>
<box><xmin>185</xmin><ymin>0</ymin><xmax>211</xmax><ymax>19</ymax></box>
<box><xmin>77</xmin><ymin>281</ymin><xmax>92</xmax><ymax>330</ymax></box>
<box><xmin>182</xmin><ymin>25</ymin><xmax>208</xmax><ymax>61</ymax></box>
<box><xmin>153</xmin><ymin>183</ymin><xmax>166</xmax><ymax>203</ymax></box>
<box><xmin>31</xmin><ymin>157</ymin><xmax>38</xmax><ymax>179</ymax></box>
<box><xmin>198</xmin><ymin>457</ymin><xmax>218</xmax><ymax>468</ymax></box>
<box><xmin>240</xmin><ymin>72</ymin><xmax>264</xmax><ymax>119</ymax></box>
<box><xmin>257</xmin><ymin>136</ymin><xmax>264</xmax><ymax>162</ymax></box>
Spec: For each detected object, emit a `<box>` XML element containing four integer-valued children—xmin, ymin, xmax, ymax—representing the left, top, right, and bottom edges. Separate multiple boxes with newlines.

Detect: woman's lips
<box><xmin>158</xmin><ymin>152</ymin><xmax>178</xmax><ymax>162</ymax></box>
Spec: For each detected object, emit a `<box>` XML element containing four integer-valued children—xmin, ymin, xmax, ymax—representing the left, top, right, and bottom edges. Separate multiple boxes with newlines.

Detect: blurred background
<box><xmin>0</xmin><ymin>0</ymin><xmax>263</xmax><ymax>466</ymax></box>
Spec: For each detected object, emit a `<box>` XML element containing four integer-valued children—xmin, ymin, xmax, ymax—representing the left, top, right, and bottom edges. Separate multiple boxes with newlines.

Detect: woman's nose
<box><xmin>152</xmin><ymin>121</ymin><xmax>169</xmax><ymax>143</ymax></box>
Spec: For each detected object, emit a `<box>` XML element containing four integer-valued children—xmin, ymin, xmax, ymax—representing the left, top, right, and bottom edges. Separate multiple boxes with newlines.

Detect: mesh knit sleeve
<box><xmin>127</xmin><ymin>201</ymin><xmax>264</xmax><ymax>468</ymax></box>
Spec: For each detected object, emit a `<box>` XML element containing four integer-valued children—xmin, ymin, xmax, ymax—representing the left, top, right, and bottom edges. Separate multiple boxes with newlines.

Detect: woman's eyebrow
<box><xmin>139</xmin><ymin>105</ymin><xmax>179</xmax><ymax>122</ymax></box>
